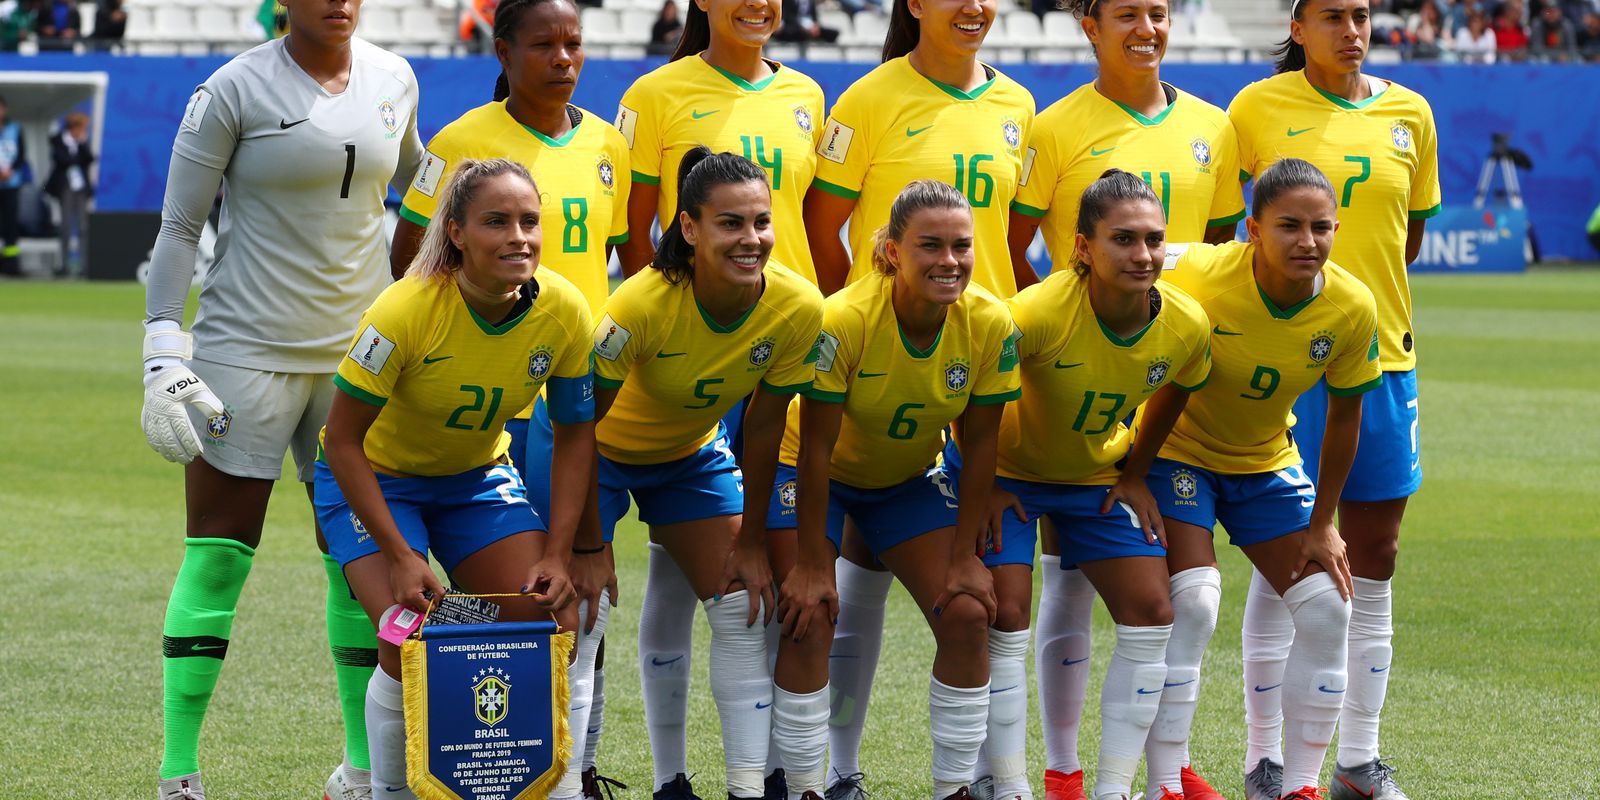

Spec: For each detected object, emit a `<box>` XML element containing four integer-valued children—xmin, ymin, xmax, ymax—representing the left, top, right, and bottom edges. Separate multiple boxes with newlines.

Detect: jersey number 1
<box><xmin>340</xmin><ymin>144</ymin><xmax>355</xmax><ymax>199</ymax></box>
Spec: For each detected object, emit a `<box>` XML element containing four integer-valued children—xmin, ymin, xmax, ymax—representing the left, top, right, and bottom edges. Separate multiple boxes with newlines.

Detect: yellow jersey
<box><xmin>999</xmin><ymin>270</ymin><xmax>1211</xmax><ymax>484</ymax></box>
<box><xmin>1229</xmin><ymin>71</ymin><xmax>1441</xmax><ymax>372</ymax></box>
<box><xmin>813</xmin><ymin>57</ymin><xmax>1035</xmax><ymax>296</ymax></box>
<box><xmin>592</xmin><ymin>263</ymin><xmax>825</xmax><ymax>465</ymax></box>
<box><xmin>331</xmin><ymin>271</ymin><xmax>595</xmax><ymax>477</ymax></box>
<box><xmin>616</xmin><ymin>56</ymin><xmax>825</xmax><ymax>282</ymax></box>
<box><xmin>1156</xmin><ymin>242</ymin><xmax>1382</xmax><ymax>474</ymax></box>
<box><xmin>1013</xmin><ymin>82</ymin><xmax>1245</xmax><ymax>265</ymax></box>
<box><xmin>777</xmin><ymin>276</ymin><xmax>1020</xmax><ymax>488</ymax></box>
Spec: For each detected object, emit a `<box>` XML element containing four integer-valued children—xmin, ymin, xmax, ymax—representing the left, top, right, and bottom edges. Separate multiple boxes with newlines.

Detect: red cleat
<box><xmin>1043</xmin><ymin>769</ymin><xmax>1086</xmax><ymax>800</ymax></box>
<box><xmin>1281</xmin><ymin>787</ymin><xmax>1329</xmax><ymax>800</ymax></box>
<box><xmin>1180</xmin><ymin>765</ymin><xmax>1227</xmax><ymax>800</ymax></box>
<box><xmin>1153</xmin><ymin>787</ymin><xmax>1186</xmax><ymax>800</ymax></box>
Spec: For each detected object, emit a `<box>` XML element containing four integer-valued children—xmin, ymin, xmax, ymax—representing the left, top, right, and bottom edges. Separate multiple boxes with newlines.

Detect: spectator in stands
<box><xmin>648</xmin><ymin>0</ymin><xmax>681</xmax><ymax>54</ymax></box>
<box><xmin>0</xmin><ymin>0</ymin><xmax>35</xmax><ymax>51</ymax></box>
<box><xmin>0</xmin><ymin>95</ymin><xmax>22</xmax><ymax>277</ymax></box>
<box><xmin>33</xmin><ymin>0</ymin><xmax>79</xmax><ymax>51</ymax></box>
<box><xmin>837</xmin><ymin>0</ymin><xmax>885</xmax><ymax>16</ymax></box>
<box><xmin>91</xmin><ymin>0</ymin><xmax>127</xmax><ymax>49</ymax></box>
<box><xmin>1530</xmin><ymin>0</ymin><xmax>1579</xmax><ymax>57</ymax></box>
<box><xmin>1493</xmin><ymin>0</ymin><xmax>1530</xmax><ymax>59</ymax></box>
<box><xmin>1578</xmin><ymin>10</ymin><xmax>1600</xmax><ymax>59</ymax></box>
<box><xmin>776</xmin><ymin>0</ymin><xmax>839</xmax><ymax>43</ymax></box>
<box><xmin>46</xmin><ymin>111</ymin><xmax>93</xmax><ymax>279</ymax></box>
<box><xmin>1437</xmin><ymin>0</ymin><xmax>1469</xmax><ymax>34</ymax></box>
<box><xmin>1408</xmin><ymin>0</ymin><xmax>1446</xmax><ymax>58</ymax></box>
<box><xmin>1455</xmin><ymin>9</ymin><xmax>1499</xmax><ymax>60</ymax></box>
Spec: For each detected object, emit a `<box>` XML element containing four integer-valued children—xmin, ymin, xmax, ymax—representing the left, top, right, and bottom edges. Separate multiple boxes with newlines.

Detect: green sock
<box><xmin>324</xmin><ymin>554</ymin><xmax>377</xmax><ymax>771</ymax></box>
<box><xmin>160</xmin><ymin>538</ymin><xmax>255</xmax><ymax>780</ymax></box>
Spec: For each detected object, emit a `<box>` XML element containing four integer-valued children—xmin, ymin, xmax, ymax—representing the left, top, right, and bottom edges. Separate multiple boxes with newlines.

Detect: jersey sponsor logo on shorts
<box><xmin>377</xmin><ymin>98</ymin><xmax>399</xmax><ymax>137</ymax></box>
<box><xmin>1146</xmin><ymin>358</ymin><xmax>1171</xmax><ymax>387</ymax></box>
<box><xmin>815</xmin><ymin>331</ymin><xmax>840</xmax><ymax>373</ymax></box>
<box><xmin>348</xmin><ymin>512</ymin><xmax>369</xmax><ymax>536</ymax></box>
<box><xmin>182</xmin><ymin>89</ymin><xmax>213</xmax><ymax>134</ymax></box>
<box><xmin>349</xmin><ymin>324</ymin><xmax>397</xmax><ymax>376</ymax></box>
<box><xmin>528</xmin><ymin>348</ymin><xmax>554</xmax><ymax>380</ymax></box>
<box><xmin>1002</xmin><ymin>119</ymin><xmax>1022</xmax><ymax>151</ymax></box>
<box><xmin>206</xmin><ymin>411</ymin><xmax>231</xmax><ymax>439</ymax></box>
<box><xmin>597</xmin><ymin>154</ymin><xmax>616</xmax><ymax>190</ymax></box>
<box><xmin>615</xmin><ymin>104</ymin><xmax>638</xmax><ymax>149</ymax></box>
<box><xmin>1171</xmin><ymin>467</ymin><xmax>1199</xmax><ymax>505</ymax></box>
<box><xmin>1191</xmin><ymin>138</ymin><xmax>1213</xmax><ymax>167</ymax></box>
<box><xmin>818</xmin><ymin>119</ymin><xmax>855</xmax><ymax>164</ymax></box>
<box><xmin>1391</xmin><ymin>122</ymin><xmax>1413</xmax><ymax>151</ymax></box>
<box><xmin>412</xmin><ymin>150</ymin><xmax>447</xmax><ymax>198</ymax></box>
<box><xmin>1309</xmin><ymin>330</ymin><xmax>1336</xmax><ymax>364</ymax></box>
<box><xmin>779</xmin><ymin>480</ymin><xmax>797</xmax><ymax>508</ymax></box>
<box><xmin>749</xmin><ymin>337</ymin><xmax>776</xmax><ymax>367</ymax></box>
<box><xmin>473</xmin><ymin>670</ymin><xmax>510</xmax><ymax>727</ymax></box>
<box><xmin>593</xmin><ymin>314</ymin><xmax>631</xmax><ymax>361</ymax></box>
<box><xmin>943</xmin><ymin>358</ymin><xmax>970</xmax><ymax>394</ymax></box>
<box><xmin>794</xmin><ymin>106</ymin><xmax>814</xmax><ymax>135</ymax></box>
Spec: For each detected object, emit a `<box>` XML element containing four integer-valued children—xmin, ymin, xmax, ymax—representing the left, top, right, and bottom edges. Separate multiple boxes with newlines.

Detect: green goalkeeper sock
<box><xmin>160</xmin><ymin>537</ymin><xmax>255</xmax><ymax>780</ymax></box>
<box><xmin>324</xmin><ymin>554</ymin><xmax>377</xmax><ymax>771</ymax></box>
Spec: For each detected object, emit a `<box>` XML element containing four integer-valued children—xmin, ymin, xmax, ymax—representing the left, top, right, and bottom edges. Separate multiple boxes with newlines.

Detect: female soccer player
<box><xmin>1143</xmin><ymin>158</ymin><xmax>1373</xmax><ymax>800</ymax></box>
<box><xmin>139</xmin><ymin>1</ymin><xmax>422</xmax><ymax>795</ymax></box>
<box><xmin>986</xmin><ymin>170</ymin><xmax>1210</xmax><ymax>800</ymax></box>
<box><xmin>317</xmin><ymin>159</ymin><xmax>601</xmax><ymax>800</ymax></box>
<box><xmin>590</xmin><ymin>147</ymin><xmax>823</xmax><ymax>800</ymax></box>
<box><xmin>1229</xmin><ymin>2</ymin><xmax>1440</xmax><ymax>797</ymax></box>
<box><xmin>1005</xmin><ymin>1</ymin><xmax>1243</xmax><ymax>796</ymax></box>
<box><xmin>765</xmin><ymin>180</ymin><xmax>1018</xmax><ymax>800</ymax></box>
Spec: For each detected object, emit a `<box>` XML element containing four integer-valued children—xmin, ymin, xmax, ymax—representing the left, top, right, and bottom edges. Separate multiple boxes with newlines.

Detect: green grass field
<box><xmin>3</xmin><ymin>271</ymin><xmax>1597</xmax><ymax>799</ymax></box>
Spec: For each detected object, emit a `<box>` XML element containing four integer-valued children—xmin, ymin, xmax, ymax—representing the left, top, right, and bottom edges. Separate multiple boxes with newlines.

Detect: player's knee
<box><xmin>992</xmin><ymin>597</ymin><xmax>1031</xmax><ymax>632</ymax></box>
<box><xmin>933</xmin><ymin>594</ymin><xmax>989</xmax><ymax>649</ymax></box>
<box><xmin>1114</xmin><ymin>589</ymin><xmax>1173</xmax><ymax>627</ymax></box>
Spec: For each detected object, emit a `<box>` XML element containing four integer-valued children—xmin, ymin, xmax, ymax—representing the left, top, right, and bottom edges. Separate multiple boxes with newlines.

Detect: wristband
<box><xmin>572</xmin><ymin>545</ymin><xmax>606</xmax><ymax>555</ymax></box>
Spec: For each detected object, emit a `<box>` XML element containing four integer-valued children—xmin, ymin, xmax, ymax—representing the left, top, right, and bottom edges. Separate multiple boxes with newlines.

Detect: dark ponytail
<box><xmin>671</xmin><ymin>1</ymin><xmax>711</xmax><ymax>60</ymax></box>
<box><xmin>1251</xmin><ymin>157</ymin><xmax>1335</xmax><ymax>218</ymax></box>
<box><xmin>1272</xmin><ymin>0</ymin><xmax>1309</xmax><ymax>73</ymax></box>
<box><xmin>881</xmin><ymin>0</ymin><xmax>920</xmax><ymax>61</ymax></box>
<box><xmin>652</xmin><ymin>146</ymin><xmax>771</xmax><ymax>284</ymax></box>
<box><xmin>1073</xmin><ymin>168</ymin><xmax>1162</xmax><ymax>275</ymax></box>
<box><xmin>491</xmin><ymin>0</ymin><xmax>573</xmax><ymax>101</ymax></box>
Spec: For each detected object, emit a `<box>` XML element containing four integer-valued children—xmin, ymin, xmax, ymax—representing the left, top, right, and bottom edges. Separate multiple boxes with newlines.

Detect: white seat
<box><xmin>844</xmin><ymin>11</ymin><xmax>886</xmax><ymax>46</ymax></box>
<box><xmin>1042</xmin><ymin>11</ymin><xmax>1082</xmax><ymax>43</ymax></box>
<box><xmin>398</xmin><ymin>6</ymin><xmax>447</xmax><ymax>43</ymax></box>
<box><xmin>581</xmin><ymin>7</ymin><xmax>623</xmax><ymax>43</ymax></box>
<box><xmin>195</xmin><ymin>6</ymin><xmax>238</xmax><ymax>42</ymax></box>
<box><xmin>1003</xmin><ymin>11</ymin><xmax>1044</xmax><ymax>47</ymax></box>
<box><xmin>360</xmin><ymin>6</ymin><xmax>404</xmax><ymax>42</ymax></box>
<box><xmin>154</xmin><ymin>6</ymin><xmax>196</xmax><ymax>41</ymax></box>
<box><xmin>819</xmin><ymin>9</ymin><xmax>851</xmax><ymax>36</ymax></box>
<box><xmin>619</xmin><ymin>9</ymin><xmax>655</xmax><ymax>42</ymax></box>
<box><xmin>607</xmin><ymin>44</ymin><xmax>647</xmax><ymax>58</ymax></box>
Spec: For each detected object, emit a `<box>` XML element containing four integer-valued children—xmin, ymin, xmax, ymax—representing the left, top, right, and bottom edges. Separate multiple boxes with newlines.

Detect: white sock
<box><xmin>1146</xmin><ymin>567</ymin><xmax>1220</xmax><ymax>795</ymax></box>
<box><xmin>584</xmin><ymin>668</ymin><xmax>604</xmax><ymax>770</ymax></box>
<box><xmin>1093</xmin><ymin>624</ymin><xmax>1171</xmax><ymax>799</ymax></box>
<box><xmin>986</xmin><ymin>628</ymin><xmax>1032</xmax><ymax>796</ymax></box>
<box><xmin>365</xmin><ymin>667</ymin><xmax>414</xmax><ymax>799</ymax></box>
<box><xmin>765</xmin><ymin>620</ymin><xmax>785</xmax><ymax>778</ymax></box>
<box><xmin>553</xmin><ymin>600</ymin><xmax>610</xmax><ymax>800</ymax></box>
<box><xmin>774</xmin><ymin>684</ymin><xmax>830</xmax><ymax>795</ymax></box>
<box><xmin>1338</xmin><ymin>577</ymin><xmax>1393</xmax><ymax>768</ymax></box>
<box><xmin>706</xmin><ymin>590</ymin><xmax>773</xmax><ymax>798</ymax></box>
<box><xmin>1241</xmin><ymin>567</ymin><xmax>1293</xmax><ymax>771</ymax></box>
<box><xmin>825</xmin><ymin>559</ymin><xmax>893</xmax><ymax>781</ymax></box>
<box><xmin>639</xmin><ymin>542</ymin><xmax>698</xmax><ymax>789</ymax></box>
<box><xmin>1281</xmin><ymin>574</ymin><xmax>1350</xmax><ymax>792</ymax></box>
<box><xmin>931</xmin><ymin>677</ymin><xmax>990</xmax><ymax>799</ymax></box>
<box><xmin>1036</xmin><ymin>557</ymin><xmax>1095</xmax><ymax>774</ymax></box>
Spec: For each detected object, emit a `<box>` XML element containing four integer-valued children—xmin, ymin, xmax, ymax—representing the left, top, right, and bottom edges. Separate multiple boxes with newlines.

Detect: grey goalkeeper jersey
<box><xmin>148</xmin><ymin>37</ymin><xmax>423</xmax><ymax>372</ymax></box>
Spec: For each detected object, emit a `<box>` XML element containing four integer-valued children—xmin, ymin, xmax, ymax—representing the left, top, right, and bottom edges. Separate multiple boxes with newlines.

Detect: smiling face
<box><xmin>1293</xmin><ymin>0</ymin><xmax>1371</xmax><ymax>75</ymax></box>
<box><xmin>496</xmin><ymin>0</ymin><xmax>584</xmax><ymax>107</ymax></box>
<box><xmin>697</xmin><ymin>0</ymin><xmax>780</xmax><ymax>49</ymax></box>
<box><xmin>887</xmin><ymin>205</ymin><xmax>975</xmax><ymax>307</ymax></box>
<box><xmin>680</xmin><ymin>179</ymin><xmax>774</xmax><ymax>292</ymax></box>
<box><xmin>910</xmin><ymin>0</ymin><xmax>997</xmax><ymax>59</ymax></box>
<box><xmin>1247</xmin><ymin>185</ymin><xmax>1338</xmax><ymax>285</ymax></box>
<box><xmin>1075</xmin><ymin>198</ymin><xmax>1166</xmax><ymax>295</ymax></box>
<box><xmin>284</xmin><ymin>0</ymin><xmax>360</xmax><ymax>48</ymax></box>
<box><xmin>448</xmin><ymin>172</ymin><xmax>543</xmax><ymax>294</ymax></box>
<box><xmin>1084</xmin><ymin>0</ymin><xmax>1169</xmax><ymax>75</ymax></box>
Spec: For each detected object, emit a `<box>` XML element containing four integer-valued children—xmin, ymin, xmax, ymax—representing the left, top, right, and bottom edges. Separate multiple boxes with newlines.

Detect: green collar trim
<box><xmin>1257</xmin><ymin>283</ymin><xmax>1319</xmax><ymax>319</ymax></box>
<box><xmin>1309</xmin><ymin>77</ymin><xmax>1387</xmax><ymax>110</ymax></box>
<box><xmin>697</xmin><ymin>295</ymin><xmax>759</xmax><ymax>333</ymax></box>
<box><xmin>708</xmin><ymin>60</ymin><xmax>779</xmax><ymax>92</ymax></box>
<box><xmin>466</xmin><ymin>299</ymin><xmax>532</xmax><ymax>336</ymax></box>
<box><xmin>1097</xmin><ymin>314</ymin><xmax>1155</xmax><ymax>347</ymax></box>
<box><xmin>899</xmin><ymin>321</ymin><xmax>946</xmax><ymax>359</ymax></box>
<box><xmin>1110</xmin><ymin>91</ymin><xmax>1177</xmax><ymax>127</ymax></box>
<box><xmin>925</xmin><ymin>71</ymin><xmax>996</xmax><ymax>101</ymax></box>
<box><xmin>521</xmin><ymin>121</ymin><xmax>579</xmax><ymax>148</ymax></box>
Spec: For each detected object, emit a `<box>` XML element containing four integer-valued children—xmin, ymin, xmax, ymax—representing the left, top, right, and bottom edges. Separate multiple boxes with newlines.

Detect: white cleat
<box><xmin>158</xmin><ymin>773</ymin><xmax>205</xmax><ymax>800</ymax></box>
<box><xmin>326</xmin><ymin>763</ymin><xmax>374</xmax><ymax>800</ymax></box>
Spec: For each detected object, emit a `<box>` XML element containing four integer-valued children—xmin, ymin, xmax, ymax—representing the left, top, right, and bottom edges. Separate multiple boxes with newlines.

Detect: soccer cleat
<box><xmin>1244</xmin><ymin>758</ymin><xmax>1284</xmax><ymax>800</ymax></box>
<box><xmin>825</xmin><ymin>771</ymin><xmax>869</xmax><ymax>800</ymax></box>
<box><xmin>941</xmin><ymin>789</ymin><xmax>976</xmax><ymax>800</ymax></box>
<box><xmin>1043</xmin><ymin>770</ymin><xmax>1086</xmax><ymax>800</ymax></box>
<box><xmin>1179</xmin><ymin>766</ymin><xmax>1225</xmax><ymax>800</ymax></box>
<box><xmin>655</xmin><ymin>773</ymin><xmax>704</xmax><ymax>800</ymax></box>
<box><xmin>326</xmin><ymin>764</ymin><xmax>373</xmax><ymax>800</ymax></box>
<box><xmin>1330</xmin><ymin>758</ymin><xmax>1409</xmax><ymax>800</ymax></box>
<box><xmin>765</xmin><ymin>769</ymin><xmax>788</xmax><ymax>800</ymax></box>
<box><xmin>799</xmin><ymin>794</ymin><xmax>825</xmax><ymax>800</ymax></box>
<box><xmin>1281</xmin><ymin>787</ymin><xmax>1329</xmax><ymax>800</ymax></box>
<box><xmin>582</xmin><ymin>766</ymin><xmax>627</xmax><ymax>800</ymax></box>
<box><xmin>1152</xmin><ymin>788</ymin><xmax>1184</xmax><ymax>800</ymax></box>
<box><xmin>971</xmin><ymin>776</ymin><xmax>996</xmax><ymax>800</ymax></box>
<box><xmin>158</xmin><ymin>773</ymin><xmax>205</xmax><ymax>800</ymax></box>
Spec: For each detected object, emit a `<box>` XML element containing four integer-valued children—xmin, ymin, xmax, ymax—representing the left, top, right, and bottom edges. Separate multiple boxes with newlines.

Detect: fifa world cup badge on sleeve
<box><xmin>401</xmin><ymin>610</ymin><xmax>575</xmax><ymax>800</ymax></box>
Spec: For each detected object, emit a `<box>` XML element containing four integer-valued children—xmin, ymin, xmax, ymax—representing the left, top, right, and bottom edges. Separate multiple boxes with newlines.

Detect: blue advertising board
<box><xmin>1411</xmin><ymin>206</ymin><xmax>1528</xmax><ymax>272</ymax></box>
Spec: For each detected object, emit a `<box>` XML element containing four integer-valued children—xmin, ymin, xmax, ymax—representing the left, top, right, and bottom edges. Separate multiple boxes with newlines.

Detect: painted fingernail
<box><xmin>519</xmin><ymin>584</ymin><xmax>530</xmax><ymax>593</ymax></box>
<box><xmin>933</xmin><ymin>606</ymin><xmax>942</xmax><ymax>616</ymax></box>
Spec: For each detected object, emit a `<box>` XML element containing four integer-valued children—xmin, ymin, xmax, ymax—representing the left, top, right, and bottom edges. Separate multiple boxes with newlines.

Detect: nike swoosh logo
<box><xmin>1318</xmin><ymin>685</ymin><xmax>1345</xmax><ymax>694</ymax></box>
<box><xmin>1287</xmin><ymin>127</ymin><xmax>1315</xmax><ymax>137</ymax></box>
<box><xmin>906</xmin><ymin>125</ymin><xmax>933</xmax><ymax>137</ymax></box>
<box><xmin>1370</xmin><ymin>665</ymin><xmax>1390</xmax><ymax>673</ymax></box>
<box><xmin>280</xmin><ymin>118</ymin><xmax>310</xmax><ymax>129</ymax></box>
<box><xmin>1253</xmin><ymin>683</ymin><xmax>1282</xmax><ymax>692</ymax></box>
<box><xmin>1090</xmin><ymin>146</ymin><xmax>1116</xmax><ymax>156</ymax></box>
<box><xmin>990</xmin><ymin>685</ymin><xmax>1018</xmax><ymax>694</ymax></box>
<box><xmin>1163</xmin><ymin>679</ymin><xmax>1196</xmax><ymax>688</ymax></box>
<box><xmin>1212</xmin><ymin>326</ymin><xmax>1243</xmax><ymax>336</ymax></box>
<box><xmin>421</xmin><ymin>355</ymin><xmax>453</xmax><ymax>364</ymax></box>
<box><xmin>1336</xmin><ymin>775</ymin><xmax>1375</xmax><ymax>798</ymax></box>
<box><xmin>657</xmin><ymin>351</ymin><xmax>687</xmax><ymax>359</ymax></box>
<box><xmin>1053</xmin><ymin>361</ymin><xmax>1083</xmax><ymax>369</ymax></box>
<box><xmin>692</xmin><ymin>109</ymin><xmax>719</xmax><ymax>119</ymax></box>
<box><xmin>755</xmin><ymin>701</ymin><xmax>772</xmax><ymax>709</ymax></box>
<box><xmin>191</xmin><ymin>644</ymin><xmax>227</xmax><ymax>651</ymax></box>
<box><xmin>1062</xmin><ymin>656</ymin><xmax>1089</xmax><ymax>665</ymax></box>
<box><xmin>1136</xmin><ymin>687</ymin><xmax>1162</xmax><ymax>695</ymax></box>
<box><xmin>383</xmin><ymin>787</ymin><xmax>410</xmax><ymax>795</ymax></box>
<box><xmin>856</xmin><ymin>370</ymin><xmax>887</xmax><ymax>378</ymax></box>
<box><xmin>650</xmin><ymin>655</ymin><xmax>684</xmax><ymax>666</ymax></box>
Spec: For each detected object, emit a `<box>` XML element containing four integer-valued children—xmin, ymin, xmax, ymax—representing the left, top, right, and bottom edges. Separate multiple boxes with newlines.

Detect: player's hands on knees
<box><xmin>522</xmin><ymin>556</ymin><xmax>577</xmax><ymax>616</ymax></box>
<box><xmin>985</xmin><ymin>485</ymin><xmax>1027</xmax><ymax>556</ymax></box>
<box><xmin>719</xmin><ymin>539</ymin><xmax>776</xmax><ymax>627</ymax></box>
<box><xmin>777</xmin><ymin>562</ymin><xmax>839</xmax><ymax>643</ymax></box>
<box><xmin>1297</xmin><ymin>518</ymin><xmax>1353</xmax><ymax>600</ymax></box>
<box><xmin>1103</xmin><ymin>474</ymin><xmax>1166</xmax><ymax>547</ymax></box>
<box><xmin>934</xmin><ymin>554</ymin><xmax>998</xmax><ymax>627</ymax></box>
<box><xmin>568</xmin><ymin>549</ymin><xmax>614</xmax><ymax>634</ymax></box>
<box><xmin>389</xmin><ymin>551</ymin><xmax>445</xmax><ymax>614</ymax></box>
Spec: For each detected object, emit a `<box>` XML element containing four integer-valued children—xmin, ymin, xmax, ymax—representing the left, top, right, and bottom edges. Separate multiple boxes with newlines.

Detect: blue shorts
<box><xmin>1147</xmin><ymin>458</ymin><xmax>1316</xmax><ymax>546</ymax></box>
<box><xmin>505</xmin><ymin>397</ymin><xmax>555</xmax><ymax>523</ymax></box>
<box><xmin>599</xmin><ymin>424</ymin><xmax>744</xmax><ymax>540</ymax></box>
<box><xmin>766</xmin><ymin>463</ymin><xmax>957</xmax><ymax>556</ymax></box>
<box><xmin>988</xmin><ymin>476</ymin><xmax>1163</xmax><ymax>566</ymax></box>
<box><xmin>314</xmin><ymin>461</ymin><xmax>544</xmax><ymax>572</ymax></box>
<box><xmin>1292</xmin><ymin>369</ymin><xmax>1420</xmax><ymax>502</ymax></box>
<box><xmin>722</xmin><ymin>396</ymin><xmax>750</xmax><ymax>465</ymax></box>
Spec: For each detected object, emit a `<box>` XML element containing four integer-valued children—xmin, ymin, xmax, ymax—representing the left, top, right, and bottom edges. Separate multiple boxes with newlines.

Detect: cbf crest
<box><xmin>1191</xmin><ymin>138</ymin><xmax>1212</xmax><ymax>168</ymax></box>
<box><xmin>1002</xmin><ymin>119</ymin><xmax>1022</xmax><ymax>152</ymax></box>
<box><xmin>1146</xmin><ymin>358</ymin><xmax>1171</xmax><ymax>387</ymax></box>
<box><xmin>529</xmin><ymin>348</ymin><xmax>554</xmax><ymax>379</ymax></box>
<box><xmin>943</xmin><ymin>358</ymin><xmax>970</xmax><ymax>394</ymax></box>
<box><xmin>378</xmin><ymin>98</ymin><xmax>399</xmax><ymax>138</ymax></box>
<box><xmin>597</xmin><ymin>154</ymin><xmax>616</xmax><ymax>191</ymax></box>
<box><xmin>1171</xmin><ymin>468</ymin><xmax>1199</xmax><ymax>501</ymax></box>
<box><xmin>794</xmin><ymin>106</ymin><xmax>814</xmax><ymax>136</ymax></box>
<box><xmin>779</xmin><ymin>480</ymin><xmax>798</xmax><ymax>509</ymax></box>
<box><xmin>1391</xmin><ymin>122</ymin><xmax>1413</xmax><ymax>152</ymax></box>
<box><xmin>749</xmin><ymin>336</ymin><xmax>776</xmax><ymax>367</ymax></box>
<box><xmin>206</xmin><ymin>411</ymin><xmax>231</xmax><ymax>439</ymax></box>
<box><xmin>1309</xmin><ymin>330</ymin><xmax>1336</xmax><ymax>364</ymax></box>
<box><xmin>473</xmin><ymin>667</ymin><xmax>510</xmax><ymax>727</ymax></box>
